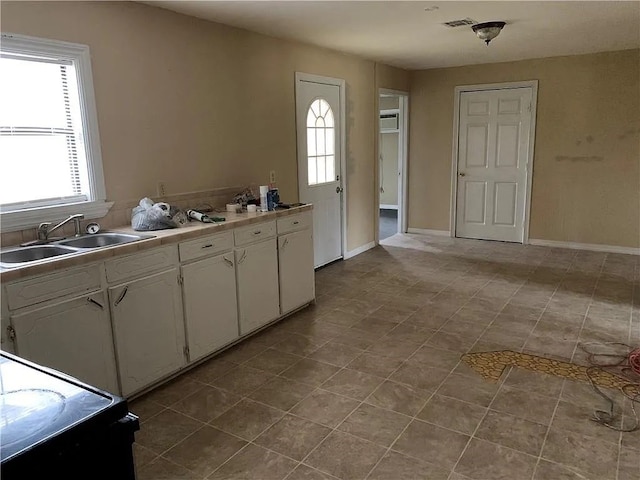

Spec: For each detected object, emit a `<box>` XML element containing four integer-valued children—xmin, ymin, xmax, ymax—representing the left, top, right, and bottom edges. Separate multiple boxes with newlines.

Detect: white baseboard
<box><xmin>528</xmin><ymin>238</ymin><xmax>640</xmax><ymax>255</ymax></box>
<box><xmin>344</xmin><ymin>241</ymin><xmax>376</xmax><ymax>259</ymax></box>
<box><xmin>379</xmin><ymin>204</ymin><xmax>398</xmax><ymax>210</ymax></box>
<box><xmin>407</xmin><ymin>228</ymin><xmax>451</xmax><ymax>236</ymax></box>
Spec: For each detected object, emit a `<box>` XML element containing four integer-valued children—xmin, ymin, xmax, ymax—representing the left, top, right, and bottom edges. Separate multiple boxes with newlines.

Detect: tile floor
<box><xmin>130</xmin><ymin>233</ymin><xmax>640</xmax><ymax>480</ymax></box>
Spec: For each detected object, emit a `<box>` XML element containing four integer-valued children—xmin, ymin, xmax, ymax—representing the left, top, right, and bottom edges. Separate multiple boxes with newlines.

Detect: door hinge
<box><xmin>183</xmin><ymin>345</ymin><xmax>190</xmax><ymax>359</ymax></box>
<box><xmin>178</xmin><ymin>274</ymin><xmax>184</xmax><ymax>285</ymax></box>
<box><xmin>7</xmin><ymin>325</ymin><xmax>16</xmax><ymax>342</ymax></box>
<box><xmin>527</xmin><ymin>102</ymin><xmax>532</xmax><ymax>112</ymax></box>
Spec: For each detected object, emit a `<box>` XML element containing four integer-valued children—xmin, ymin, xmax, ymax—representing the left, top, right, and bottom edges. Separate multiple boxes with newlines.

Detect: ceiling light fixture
<box><xmin>472</xmin><ymin>21</ymin><xmax>506</xmax><ymax>45</ymax></box>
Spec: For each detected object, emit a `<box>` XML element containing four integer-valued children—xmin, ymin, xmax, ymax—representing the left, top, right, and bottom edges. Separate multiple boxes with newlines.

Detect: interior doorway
<box><xmin>378</xmin><ymin>90</ymin><xmax>408</xmax><ymax>241</ymax></box>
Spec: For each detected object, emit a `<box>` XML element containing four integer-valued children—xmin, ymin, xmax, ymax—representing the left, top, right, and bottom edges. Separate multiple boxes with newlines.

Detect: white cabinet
<box><xmin>278</xmin><ymin>229</ymin><xmax>315</xmax><ymax>314</ymax></box>
<box><xmin>10</xmin><ymin>290</ymin><xmax>119</xmax><ymax>393</ymax></box>
<box><xmin>109</xmin><ymin>268</ymin><xmax>186</xmax><ymax>396</ymax></box>
<box><xmin>235</xmin><ymin>238</ymin><xmax>280</xmax><ymax>335</ymax></box>
<box><xmin>181</xmin><ymin>252</ymin><xmax>239</xmax><ymax>361</ymax></box>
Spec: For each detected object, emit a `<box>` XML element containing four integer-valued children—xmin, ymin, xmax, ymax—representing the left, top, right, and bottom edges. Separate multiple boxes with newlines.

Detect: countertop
<box><xmin>0</xmin><ymin>204</ymin><xmax>312</xmax><ymax>282</ymax></box>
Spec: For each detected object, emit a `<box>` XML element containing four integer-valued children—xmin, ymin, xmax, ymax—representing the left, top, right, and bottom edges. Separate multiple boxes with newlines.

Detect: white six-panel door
<box><xmin>456</xmin><ymin>88</ymin><xmax>533</xmax><ymax>242</ymax></box>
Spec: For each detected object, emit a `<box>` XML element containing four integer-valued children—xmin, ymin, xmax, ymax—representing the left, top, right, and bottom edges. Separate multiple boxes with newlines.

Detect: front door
<box><xmin>296</xmin><ymin>75</ymin><xmax>343</xmax><ymax>267</ymax></box>
<box><xmin>455</xmin><ymin>87</ymin><xmax>533</xmax><ymax>242</ymax></box>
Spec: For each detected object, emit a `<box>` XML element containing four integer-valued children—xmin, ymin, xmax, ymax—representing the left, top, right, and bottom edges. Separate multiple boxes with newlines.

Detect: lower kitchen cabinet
<box><xmin>10</xmin><ymin>290</ymin><xmax>119</xmax><ymax>393</ymax></box>
<box><xmin>278</xmin><ymin>229</ymin><xmax>315</xmax><ymax>314</ymax></box>
<box><xmin>109</xmin><ymin>268</ymin><xmax>186</xmax><ymax>396</ymax></box>
<box><xmin>181</xmin><ymin>252</ymin><xmax>239</xmax><ymax>361</ymax></box>
<box><xmin>235</xmin><ymin>238</ymin><xmax>280</xmax><ymax>335</ymax></box>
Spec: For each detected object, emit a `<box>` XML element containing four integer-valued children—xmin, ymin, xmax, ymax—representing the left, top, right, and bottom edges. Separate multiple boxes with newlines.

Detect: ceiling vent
<box><xmin>443</xmin><ymin>18</ymin><xmax>476</xmax><ymax>28</ymax></box>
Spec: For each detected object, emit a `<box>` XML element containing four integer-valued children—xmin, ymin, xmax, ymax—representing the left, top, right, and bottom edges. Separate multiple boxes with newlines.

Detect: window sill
<box><xmin>1</xmin><ymin>200</ymin><xmax>114</xmax><ymax>233</ymax></box>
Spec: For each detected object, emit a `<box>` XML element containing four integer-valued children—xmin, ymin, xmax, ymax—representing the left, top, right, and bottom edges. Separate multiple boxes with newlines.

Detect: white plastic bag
<box><xmin>131</xmin><ymin>197</ymin><xmax>178</xmax><ymax>231</ymax></box>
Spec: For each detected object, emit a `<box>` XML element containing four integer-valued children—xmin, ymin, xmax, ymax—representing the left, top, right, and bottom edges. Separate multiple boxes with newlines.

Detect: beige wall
<box><xmin>379</xmin><ymin>133</ymin><xmax>399</xmax><ymax>206</ymax></box>
<box><xmin>409</xmin><ymin>49</ymin><xmax>640</xmax><ymax>248</ymax></box>
<box><xmin>2</xmin><ymin>1</ymin><xmax>409</xmax><ymax>251</ymax></box>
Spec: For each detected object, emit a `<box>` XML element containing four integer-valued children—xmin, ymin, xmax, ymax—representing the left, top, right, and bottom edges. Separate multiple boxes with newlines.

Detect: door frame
<box><xmin>378</xmin><ymin>88</ymin><xmax>409</xmax><ymax>239</ymax></box>
<box><xmin>295</xmin><ymin>72</ymin><xmax>347</xmax><ymax>262</ymax></box>
<box><xmin>449</xmin><ymin>80</ymin><xmax>538</xmax><ymax>243</ymax></box>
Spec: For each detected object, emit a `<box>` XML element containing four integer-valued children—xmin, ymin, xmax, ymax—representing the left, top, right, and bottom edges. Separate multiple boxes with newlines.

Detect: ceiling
<box><xmin>148</xmin><ymin>1</ymin><xmax>640</xmax><ymax>70</ymax></box>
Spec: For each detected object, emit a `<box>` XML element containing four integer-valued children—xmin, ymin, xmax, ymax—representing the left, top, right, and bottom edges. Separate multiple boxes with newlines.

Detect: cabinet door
<box><xmin>11</xmin><ymin>291</ymin><xmax>119</xmax><ymax>393</ymax></box>
<box><xmin>235</xmin><ymin>238</ymin><xmax>280</xmax><ymax>335</ymax></box>
<box><xmin>181</xmin><ymin>252</ymin><xmax>239</xmax><ymax>361</ymax></box>
<box><xmin>278</xmin><ymin>229</ymin><xmax>315</xmax><ymax>314</ymax></box>
<box><xmin>109</xmin><ymin>269</ymin><xmax>185</xmax><ymax>396</ymax></box>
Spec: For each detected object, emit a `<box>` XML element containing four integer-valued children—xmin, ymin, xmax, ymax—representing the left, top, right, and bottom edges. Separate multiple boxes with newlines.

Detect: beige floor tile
<box><xmin>541</xmin><ymin>427</ymin><xmax>619</xmax><ymax>480</ymax></box>
<box><xmin>491</xmin><ymin>385</ymin><xmax>559</xmax><ymax>425</ymax></box>
<box><xmin>209</xmin><ymin>398</ymin><xmax>285</xmax><ymax>440</ymax></box>
<box><xmin>144</xmin><ymin>376</ymin><xmax>204</xmax><ymax>407</ymax></box>
<box><xmin>305</xmin><ymin>430</ymin><xmax>386</xmax><ymax>479</ymax></box>
<box><xmin>164</xmin><ymin>426</ymin><xmax>247</xmax><ymax>477</ymax></box>
<box><xmin>417</xmin><ymin>394</ymin><xmax>486</xmax><ymax>435</ymax></box>
<box><xmin>291</xmin><ymin>389</ymin><xmax>359</xmax><ymax>428</ymax></box>
<box><xmin>133</xmin><ymin>443</ymin><xmax>157</xmax><ymax>469</ymax></box>
<box><xmin>618</xmin><ymin>446</ymin><xmax>640</xmax><ymax>480</ymax></box>
<box><xmin>207</xmin><ymin>444</ymin><xmax>297</xmax><ymax>480</ymax></box>
<box><xmin>551</xmin><ymin>400</ymin><xmax>621</xmax><ymax>445</ymax></box>
<box><xmin>187</xmin><ymin>359</ymin><xmax>237</xmax><ymax>384</ymax></box>
<box><xmin>307</xmin><ymin>341</ymin><xmax>362</xmax><ymax>367</ymax></box>
<box><xmin>392</xmin><ymin>419</ymin><xmax>470</xmax><ymax>469</ymax></box>
<box><xmin>281</xmin><ymin>359</ymin><xmax>341</xmax><ymax>386</ymax></box>
<box><xmin>129</xmin><ymin>396</ymin><xmax>165</xmax><ymax>423</ymax></box>
<box><xmin>475</xmin><ymin>410</ymin><xmax>548</xmax><ymax>456</ymax></box>
<box><xmin>273</xmin><ymin>333</ymin><xmax>326</xmax><ymax>356</ymax></box>
<box><xmin>533</xmin><ymin>460</ymin><xmax>588</xmax><ymax>480</ymax></box>
<box><xmin>135</xmin><ymin>410</ymin><xmax>203</xmax><ymax>455</ymax></box>
<box><xmin>366</xmin><ymin>380</ymin><xmax>431</xmax><ymax>416</ymax></box>
<box><xmin>211</xmin><ymin>365</ymin><xmax>275</xmax><ymax>395</ymax></box>
<box><xmin>248</xmin><ymin>376</ymin><xmax>316</xmax><ymax>411</ymax></box>
<box><xmin>218</xmin><ymin>340</ymin><xmax>268</xmax><ymax>363</ymax></box>
<box><xmin>436</xmin><ymin>373</ymin><xmax>499</xmax><ymax>407</ymax></box>
<box><xmin>137</xmin><ymin>457</ymin><xmax>199</xmax><ymax>480</ymax></box>
<box><xmin>244</xmin><ymin>348</ymin><xmax>304</xmax><ymax>374</ymax></box>
<box><xmin>321</xmin><ymin>368</ymin><xmax>384</xmax><ymax>400</ymax></box>
<box><xmin>390</xmin><ymin>361</ymin><xmax>450</xmax><ymax>391</ymax></box>
<box><xmin>255</xmin><ymin>414</ymin><xmax>331</xmax><ymax>460</ymax></box>
<box><xmin>338</xmin><ymin>403</ymin><xmax>410</xmax><ymax>447</ymax></box>
<box><xmin>367</xmin><ymin>451</ymin><xmax>450</xmax><ymax>480</ymax></box>
<box><xmin>503</xmin><ymin>368</ymin><xmax>564</xmax><ymax>398</ymax></box>
<box><xmin>171</xmin><ymin>385</ymin><xmax>241</xmax><ymax>423</ymax></box>
<box><xmin>455</xmin><ymin>438</ymin><xmax>537</xmax><ymax>480</ymax></box>
<box><xmin>346</xmin><ymin>352</ymin><xmax>403</xmax><ymax>377</ymax></box>
<box><xmin>366</xmin><ymin>338</ymin><xmax>421</xmax><ymax>360</ymax></box>
<box><xmin>285</xmin><ymin>464</ymin><xmax>338</xmax><ymax>480</ymax></box>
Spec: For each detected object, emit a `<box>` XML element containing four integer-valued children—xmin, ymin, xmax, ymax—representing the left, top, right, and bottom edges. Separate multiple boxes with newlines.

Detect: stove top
<box><xmin>0</xmin><ymin>354</ymin><xmax>115</xmax><ymax>462</ymax></box>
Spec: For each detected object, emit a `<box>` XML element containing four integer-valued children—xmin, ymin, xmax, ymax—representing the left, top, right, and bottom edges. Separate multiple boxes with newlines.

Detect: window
<box><xmin>0</xmin><ymin>33</ymin><xmax>110</xmax><ymax>232</ymax></box>
<box><xmin>306</xmin><ymin>98</ymin><xmax>335</xmax><ymax>185</ymax></box>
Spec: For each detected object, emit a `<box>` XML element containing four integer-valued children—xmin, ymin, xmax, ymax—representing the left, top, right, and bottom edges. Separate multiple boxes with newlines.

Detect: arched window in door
<box><xmin>306</xmin><ymin>98</ymin><xmax>335</xmax><ymax>185</ymax></box>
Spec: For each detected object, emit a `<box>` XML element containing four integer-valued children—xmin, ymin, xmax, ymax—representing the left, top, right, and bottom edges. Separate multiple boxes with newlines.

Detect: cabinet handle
<box><xmin>114</xmin><ymin>286</ymin><xmax>128</xmax><ymax>306</ymax></box>
<box><xmin>293</xmin><ymin>221</ymin><xmax>299</xmax><ymax>225</ymax></box>
<box><xmin>281</xmin><ymin>238</ymin><xmax>289</xmax><ymax>250</ymax></box>
<box><xmin>238</xmin><ymin>251</ymin><xmax>247</xmax><ymax>264</ymax></box>
<box><xmin>224</xmin><ymin>257</ymin><xmax>234</xmax><ymax>267</ymax></box>
<box><xmin>87</xmin><ymin>297</ymin><xmax>104</xmax><ymax>310</ymax></box>
<box><xmin>201</xmin><ymin>243</ymin><xmax>214</xmax><ymax>249</ymax></box>
<box><xmin>253</xmin><ymin>230</ymin><xmax>262</xmax><ymax>235</ymax></box>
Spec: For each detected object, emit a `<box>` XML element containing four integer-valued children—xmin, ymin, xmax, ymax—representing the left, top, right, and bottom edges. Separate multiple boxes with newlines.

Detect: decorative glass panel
<box><xmin>306</xmin><ymin>98</ymin><xmax>336</xmax><ymax>186</ymax></box>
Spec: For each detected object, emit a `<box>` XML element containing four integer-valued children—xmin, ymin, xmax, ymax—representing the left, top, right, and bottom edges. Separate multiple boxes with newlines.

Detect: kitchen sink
<box><xmin>0</xmin><ymin>245</ymin><xmax>79</xmax><ymax>265</ymax></box>
<box><xmin>0</xmin><ymin>232</ymin><xmax>154</xmax><ymax>269</ymax></box>
<box><xmin>55</xmin><ymin>232</ymin><xmax>152</xmax><ymax>249</ymax></box>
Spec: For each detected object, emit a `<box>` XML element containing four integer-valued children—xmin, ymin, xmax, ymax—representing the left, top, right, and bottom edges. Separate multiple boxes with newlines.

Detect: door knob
<box><xmin>336</xmin><ymin>186</ymin><xmax>343</xmax><ymax>193</ymax></box>
<box><xmin>458</xmin><ymin>172</ymin><xmax>466</xmax><ymax>177</ymax></box>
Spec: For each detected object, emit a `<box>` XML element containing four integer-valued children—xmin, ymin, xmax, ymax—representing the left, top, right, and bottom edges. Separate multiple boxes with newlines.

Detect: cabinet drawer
<box><xmin>234</xmin><ymin>220</ymin><xmax>276</xmax><ymax>247</ymax></box>
<box><xmin>179</xmin><ymin>231</ymin><xmax>232</xmax><ymax>262</ymax></box>
<box><xmin>6</xmin><ymin>264</ymin><xmax>102</xmax><ymax>310</ymax></box>
<box><xmin>105</xmin><ymin>245</ymin><xmax>178</xmax><ymax>284</ymax></box>
<box><xmin>277</xmin><ymin>212</ymin><xmax>312</xmax><ymax>235</ymax></box>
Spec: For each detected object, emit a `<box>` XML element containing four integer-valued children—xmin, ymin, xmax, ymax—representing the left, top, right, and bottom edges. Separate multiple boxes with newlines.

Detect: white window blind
<box><xmin>0</xmin><ymin>34</ymin><xmax>111</xmax><ymax>232</ymax></box>
<box><xmin>0</xmin><ymin>54</ymin><xmax>90</xmax><ymax>207</ymax></box>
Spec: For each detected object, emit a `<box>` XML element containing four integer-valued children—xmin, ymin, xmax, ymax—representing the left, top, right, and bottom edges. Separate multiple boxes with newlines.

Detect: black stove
<box><xmin>0</xmin><ymin>352</ymin><xmax>139</xmax><ymax>479</ymax></box>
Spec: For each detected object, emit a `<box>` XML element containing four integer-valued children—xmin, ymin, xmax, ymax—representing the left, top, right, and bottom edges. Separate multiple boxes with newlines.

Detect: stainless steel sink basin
<box><xmin>55</xmin><ymin>232</ymin><xmax>152</xmax><ymax>249</ymax></box>
<box><xmin>0</xmin><ymin>245</ymin><xmax>79</xmax><ymax>265</ymax></box>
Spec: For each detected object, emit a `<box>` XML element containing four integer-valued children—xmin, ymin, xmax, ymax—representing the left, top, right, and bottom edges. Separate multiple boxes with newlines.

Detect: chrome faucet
<box><xmin>37</xmin><ymin>214</ymin><xmax>84</xmax><ymax>241</ymax></box>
